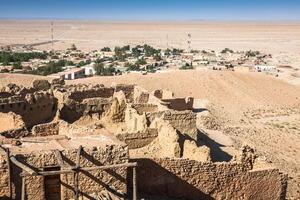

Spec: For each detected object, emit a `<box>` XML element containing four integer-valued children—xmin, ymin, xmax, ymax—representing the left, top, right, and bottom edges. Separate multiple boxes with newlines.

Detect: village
<box><xmin>0</xmin><ymin>44</ymin><xmax>279</xmax><ymax>80</ymax></box>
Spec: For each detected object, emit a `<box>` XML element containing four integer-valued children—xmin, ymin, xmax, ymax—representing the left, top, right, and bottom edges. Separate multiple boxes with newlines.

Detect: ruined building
<box><xmin>0</xmin><ymin>79</ymin><xmax>287</xmax><ymax>200</ymax></box>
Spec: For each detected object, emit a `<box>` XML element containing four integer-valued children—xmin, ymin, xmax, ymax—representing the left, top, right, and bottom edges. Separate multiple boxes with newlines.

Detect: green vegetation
<box><xmin>0</xmin><ymin>51</ymin><xmax>48</xmax><ymax>65</ymax></box>
<box><xmin>179</xmin><ymin>63</ymin><xmax>193</xmax><ymax>70</ymax></box>
<box><xmin>76</xmin><ymin>60</ymin><xmax>90</xmax><ymax>67</ymax></box>
<box><xmin>143</xmin><ymin>44</ymin><xmax>160</xmax><ymax>57</ymax></box>
<box><xmin>93</xmin><ymin>63</ymin><xmax>116</xmax><ymax>76</ymax></box>
<box><xmin>132</xmin><ymin>46</ymin><xmax>142</xmax><ymax>58</ymax></box>
<box><xmin>25</xmin><ymin>59</ymin><xmax>74</xmax><ymax>76</ymax></box>
<box><xmin>221</xmin><ymin>48</ymin><xmax>234</xmax><ymax>54</ymax></box>
<box><xmin>12</xmin><ymin>62</ymin><xmax>22</xmax><ymax>70</ymax></box>
<box><xmin>136</xmin><ymin>58</ymin><xmax>147</xmax><ymax>65</ymax></box>
<box><xmin>191</xmin><ymin>50</ymin><xmax>200</xmax><ymax>53</ymax></box>
<box><xmin>114</xmin><ymin>46</ymin><xmax>129</xmax><ymax>61</ymax></box>
<box><xmin>172</xmin><ymin>48</ymin><xmax>184</xmax><ymax>55</ymax></box>
<box><xmin>70</xmin><ymin>44</ymin><xmax>77</xmax><ymax>51</ymax></box>
<box><xmin>125</xmin><ymin>62</ymin><xmax>141</xmax><ymax>71</ymax></box>
<box><xmin>246</xmin><ymin>50</ymin><xmax>260</xmax><ymax>57</ymax></box>
<box><xmin>101</xmin><ymin>47</ymin><xmax>111</xmax><ymax>52</ymax></box>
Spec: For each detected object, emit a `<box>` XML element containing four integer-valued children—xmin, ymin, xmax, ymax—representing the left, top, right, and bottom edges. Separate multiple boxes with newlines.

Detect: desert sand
<box><xmin>0</xmin><ymin>20</ymin><xmax>300</xmax><ymax>53</ymax></box>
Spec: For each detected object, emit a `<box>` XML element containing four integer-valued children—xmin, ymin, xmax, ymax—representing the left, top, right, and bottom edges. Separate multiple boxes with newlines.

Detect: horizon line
<box><xmin>1</xmin><ymin>17</ymin><xmax>300</xmax><ymax>23</ymax></box>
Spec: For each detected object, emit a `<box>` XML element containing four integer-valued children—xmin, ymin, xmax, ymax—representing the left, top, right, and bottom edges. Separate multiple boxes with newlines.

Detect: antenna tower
<box><xmin>187</xmin><ymin>33</ymin><xmax>192</xmax><ymax>52</ymax></box>
<box><xmin>51</xmin><ymin>21</ymin><xmax>54</xmax><ymax>53</ymax></box>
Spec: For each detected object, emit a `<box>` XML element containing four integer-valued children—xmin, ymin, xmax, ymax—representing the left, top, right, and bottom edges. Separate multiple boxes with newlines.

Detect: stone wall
<box><xmin>32</xmin><ymin>122</ymin><xmax>59</xmax><ymax>137</ymax></box>
<box><xmin>148</xmin><ymin>110</ymin><xmax>198</xmax><ymax>140</ymax></box>
<box><xmin>8</xmin><ymin>145</ymin><xmax>129</xmax><ymax>200</ymax></box>
<box><xmin>0</xmin><ymin>91</ymin><xmax>57</xmax><ymax>127</ymax></box>
<box><xmin>68</xmin><ymin>87</ymin><xmax>114</xmax><ymax>102</ymax></box>
<box><xmin>132</xmin><ymin>104</ymin><xmax>158</xmax><ymax>115</ymax></box>
<box><xmin>0</xmin><ymin>154</ymin><xmax>10</xmax><ymax>199</ymax></box>
<box><xmin>114</xmin><ymin>84</ymin><xmax>135</xmax><ymax>102</ymax></box>
<box><xmin>162</xmin><ymin>97</ymin><xmax>194</xmax><ymax>111</ymax></box>
<box><xmin>135</xmin><ymin>158</ymin><xmax>288</xmax><ymax>200</ymax></box>
<box><xmin>116</xmin><ymin>128</ymin><xmax>158</xmax><ymax>149</ymax></box>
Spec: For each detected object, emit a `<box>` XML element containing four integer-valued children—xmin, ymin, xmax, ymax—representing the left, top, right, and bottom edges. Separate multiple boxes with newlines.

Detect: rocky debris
<box><xmin>200</xmin><ymin>115</ymin><xmax>222</xmax><ymax>130</ymax></box>
<box><xmin>239</xmin><ymin>144</ymin><xmax>258</xmax><ymax>170</ymax></box>
<box><xmin>50</xmin><ymin>77</ymin><xmax>65</xmax><ymax>86</ymax></box>
<box><xmin>0</xmin><ymin>112</ymin><xmax>25</xmax><ymax>132</ymax></box>
<box><xmin>183</xmin><ymin>139</ymin><xmax>211</xmax><ymax>162</ymax></box>
<box><xmin>152</xmin><ymin>89</ymin><xmax>174</xmax><ymax>99</ymax></box>
<box><xmin>32</xmin><ymin>79</ymin><xmax>51</xmax><ymax>91</ymax></box>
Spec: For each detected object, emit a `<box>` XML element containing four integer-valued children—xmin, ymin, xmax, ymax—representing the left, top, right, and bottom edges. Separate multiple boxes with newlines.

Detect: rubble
<box><xmin>0</xmin><ymin>82</ymin><xmax>287</xmax><ymax>200</ymax></box>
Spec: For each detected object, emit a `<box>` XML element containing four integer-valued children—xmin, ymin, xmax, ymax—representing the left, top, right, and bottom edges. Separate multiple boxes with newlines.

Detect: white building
<box><xmin>255</xmin><ymin>65</ymin><xmax>277</xmax><ymax>72</ymax></box>
<box><xmin>81</xmin><ymin>64</ymin><xmax>96</xmax><ymax>76</ymax></box>
<box><xmin>48</xmin><ymin>68</ymin><xmax>85</xmax><ymax>80</ymax></box>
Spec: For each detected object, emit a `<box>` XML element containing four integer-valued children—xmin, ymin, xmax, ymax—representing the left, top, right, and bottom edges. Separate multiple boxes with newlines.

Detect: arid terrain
<box><xmin>1</xmin><ymin>20</ymin><xmax>300</xmax><ymax>53</ymax></box>
<box><xmin>1</xmin><ymin>20</ymin><xmax>300</xmax><ymax>85</ymax></box>
<box><xmin>1</xmin><ymin>69</ymin><xmax>300</xmax><ymax>198</ymax></box>
<box><xmin>0</xmin><ymin>20</ymin><xmax>300</xmax><ymax>199</ymax></box>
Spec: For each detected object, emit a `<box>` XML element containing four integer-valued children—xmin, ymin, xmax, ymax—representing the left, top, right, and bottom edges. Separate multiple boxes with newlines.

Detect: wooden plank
<box><xmin>0</xmin><ymin>145</ymin><xmax>6</xmax><ymax>154</ymax></box>
<box><xmin>54</xmin><ymin>150</ymin><xmax>64</xmax><ymax>166</ymax></box>
<box><xmin>21</xmin><ymin>177</ymin><xmax>26</xmax><ymax>200</ymax></box>
<box><xmin>0</xmin><ymin>146</ymin><xmax>13</xmax><ymax>200</ymax></box>
<box><xmin>6</xmin><ymin>148</ymin><xmax>12</xmax><ymax>200</ymax></box>
<box><xmin>22</xmin><ymin>162</ymin><xmax>138</xmax><ymax>177</ymax></box>
<box><xmin>75</xmin><ymin>145</ymin><xmax>82</xmax><ymax>168</ymax></box>
<box><xmin>74</xmin><ymin>145</ymin><xmax>82</xmax><ymax>200</ymax></box>
<box><xmin>132</xmin><ymin>166</ymin><xmax>137</xmax><ymax>200</ymax></box>
<box><xmin>54</xmin><ymin>150</ymin><xmax>76</xmax><ymax>170</ymax></box>
<box><xmin>10</xmin><ymin>156</ymin><xmax>37</xmax><ymax>175</ymax></box>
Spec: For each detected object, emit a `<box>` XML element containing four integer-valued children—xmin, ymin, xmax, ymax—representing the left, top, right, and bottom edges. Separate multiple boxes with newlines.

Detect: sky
<box><xmin>0</xmin><ymin>0</ymin><xmax>300</xmax><ymax>21</ymax></box>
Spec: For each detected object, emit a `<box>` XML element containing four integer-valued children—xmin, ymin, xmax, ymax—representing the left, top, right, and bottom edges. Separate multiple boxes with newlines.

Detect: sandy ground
<box><xmin>0</xmin><ymin>20</ymin><xmax>300</xmax><ymax>54</ymax></box>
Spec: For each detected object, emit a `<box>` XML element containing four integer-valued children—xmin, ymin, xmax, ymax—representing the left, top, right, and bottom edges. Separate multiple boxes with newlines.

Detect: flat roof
<box><xmin>48</xmin><ymin>67</ymin><xmax>85</xmax><ymax>77</ymax></box>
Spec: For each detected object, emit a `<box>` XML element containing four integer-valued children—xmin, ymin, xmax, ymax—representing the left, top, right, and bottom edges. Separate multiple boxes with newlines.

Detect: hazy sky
<box><xmin>0</xmin><ymin>0</ymin><xmax>300</xmax><ymax>20</ymax></box>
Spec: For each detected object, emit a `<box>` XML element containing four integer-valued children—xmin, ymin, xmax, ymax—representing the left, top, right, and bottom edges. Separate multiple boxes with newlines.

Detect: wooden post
<box><xmin>5</xmin><ymin>148</ymin><xmax>12</xmax><ymax>200</ymax></box>
<box><xmin>21</xmin><ymin>162</ymin><xmax>138</xmax><ymax>177</ymax></box>
<box><xmin>0</xmin><ymin>146</ymin><xmax>12</xmax><ymax>200</ymax></box>
<box><xmin>54</xmin><ymin>150</ymin><xmax>64</xmax><ymax>166</ymax></box>
<box><xmin>10</xmin><ymin>156</ymin><xmax>36</xmax><ymax>175</ymax></box>
<box><xmin>132</xmin><ymin>166</ymin><xmax>137</xmax><ymax>200</ymax></box>
<box><xmin>21</xmin><ymin>177</ymin><xmax>26</xmax><ymax>200</ymax></box>
<box><xmin>74</xmin><ymin>146</ymin><xmax>82</xmax><ymax>200</ymax></box>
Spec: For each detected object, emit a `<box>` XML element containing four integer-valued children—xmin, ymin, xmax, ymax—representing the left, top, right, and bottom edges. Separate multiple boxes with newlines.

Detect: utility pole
<box><xmin>51</xmin><ymin>21</ymin><xmax>54</xmax><ymax>54</ymax></box>
<box><xmin>166</xmin><ymin>34</ymin><xmax>169</xmax><ymax>49</ymax></box>
<box><xmin>187</xmin><ymin>33</ymin><xmax>192</xmax><ymax>52</ymax></box>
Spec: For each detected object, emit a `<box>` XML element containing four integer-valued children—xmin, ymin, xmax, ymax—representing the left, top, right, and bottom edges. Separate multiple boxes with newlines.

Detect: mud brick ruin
<box><xmin>0</xmin><ymin>79</ymin><xmax>287</xmax><ymax>200</ymax></box>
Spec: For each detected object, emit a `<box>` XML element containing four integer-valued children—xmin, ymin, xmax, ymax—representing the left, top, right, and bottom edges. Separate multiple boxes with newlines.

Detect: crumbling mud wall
<box><xmin>114</xmin><ymin>84</ymin><xmax>135</xmax><ymax>102</ymax></box>
<box><xmin>162</xmin><ymin>97</ymin><xmax>194</xmax><ymax>111</ymax></box>
<box><xmin>136</xmin><ymin>158</ymin><xmax>288</xmax><ymax>200</ymax></box>
<box><xmin>6</xmin><ymin>145</ymin><xmax>129</xmax><ymax>200</ymax></box>
<box><xmin>32</xmin><ymin>122</ymin><xmax>59</xmax><ymax>137</ymax></box>
<box><xmin>131</xmin><ymin>104</ymin><xmax>158</xmax><ymax>115</ymax></box>
<box><xmin>0</xmin><ymin>112</ymin><xmax>25</xmax><ymax>132</ymax></box>
<box><xmin>0</xmin><ymin>91</ymin><xmax>57</xmax><ymax>127</ymax></box>
<box><xmin>67</xmin><ymin>87</ymin><xmax>114</xmax><ymax>102</ymax></box>
<box><xmin>116</xmin><ymin>128</ymin><xmax>158</xmax><ymax>149</ymax></box>
<box><xmin>0</xmin><ymin>156</ymin><xmax>10</xmax><ymax>198</ymax></box>
<box><xmin>148</xmin><ymin>110</ymin><xmax>197</xmax><ymax>140</ymax></box>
